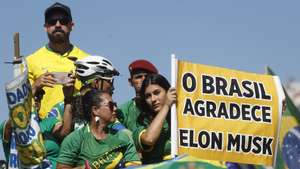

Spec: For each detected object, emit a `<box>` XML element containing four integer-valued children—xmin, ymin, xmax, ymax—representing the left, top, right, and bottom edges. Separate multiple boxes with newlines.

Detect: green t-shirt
<box><xmin>39</xmin><ymin>116</ymin><xmax>60</xmax><ymax>168</ymax></box>
<box><xmin>57</xmin><ymin>125</ymin><xmax>140</xmax><ymax>168</ymax></box>
<box><xmin>133</xmin><ymin>116</ymin><xmax>171</xmax><ymax>164</ymax></box>
<box><xmin>39</xmin><ymin>101</ymin><xmax>67</xmax><ymax>168</ymax></box>
<box><xmin>119</xmin><ymin>99</ymin><xmax>141</xmax><ymax>132</ymax></box>
<box><xmin>0</xmin><ymin>121</ymin><xmax>10</xmax><ymax>161</ymax></box>
<box><xmin>42</xmin><ymin>101</ymin><xmax>132</xmax><ymax>168</ymax></box>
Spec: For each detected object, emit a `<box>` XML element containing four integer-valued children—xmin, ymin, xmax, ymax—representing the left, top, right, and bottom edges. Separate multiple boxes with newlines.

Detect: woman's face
<box><xmin>144</xmin><ymin>84</ymin><xmax>167</xmax><ymax>113</ymax></box>
<box><xmin>94</xmin><ymin>93</ymin><xmax>117</xmax><ymax>123</ymax></box>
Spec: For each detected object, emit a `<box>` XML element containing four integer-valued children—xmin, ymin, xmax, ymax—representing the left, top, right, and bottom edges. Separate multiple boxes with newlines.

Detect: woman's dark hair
<box><xmin>79</xmin><ymin>89</ymin><xmax>108</xmax><ymax>122</ymax></box>
<box><xmin>138</xmin><ymin>74</ymin><xmax>171</xmax><ymax>124</ymax></box>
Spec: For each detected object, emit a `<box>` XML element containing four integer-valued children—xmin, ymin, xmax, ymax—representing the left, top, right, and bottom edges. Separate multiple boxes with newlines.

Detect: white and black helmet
<box><xmin>75</xmin><ymin>55</ymin><xmax>119</xmax><ymax>82</ymax></box>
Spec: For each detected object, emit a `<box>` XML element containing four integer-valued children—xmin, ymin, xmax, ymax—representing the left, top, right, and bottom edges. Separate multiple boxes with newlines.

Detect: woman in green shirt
<box><xmin>57</xmin><ymin>90</ymin><xmax>141</xmax><ymax>169</ymax></box>
<box><xmin>133</xmin><ymin>74</ymin><xmax>176</xmax><ymax>164</ymax></box>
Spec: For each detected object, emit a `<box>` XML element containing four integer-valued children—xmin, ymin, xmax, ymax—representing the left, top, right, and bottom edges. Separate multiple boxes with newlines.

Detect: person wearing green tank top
<box><xmin>133</xmin><ymin>74</ymin><xmax>176</xmax><ymax>164</ymax></box>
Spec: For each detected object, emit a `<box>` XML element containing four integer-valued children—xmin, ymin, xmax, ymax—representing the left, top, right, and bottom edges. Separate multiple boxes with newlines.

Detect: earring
<box><xmin>95</xmin><ymin>116</ymin><xmax>100</xmax><ymax>124</ymax></box>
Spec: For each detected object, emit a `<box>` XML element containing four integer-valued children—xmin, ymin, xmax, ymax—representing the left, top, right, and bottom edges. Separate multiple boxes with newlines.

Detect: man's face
<box><xmin>44</xmin><ymin>10</ymin><xmax>73</xmax><ymax>43</ymax></box>
<box><xmin>92</xmin><ymin>78</ymin><xmax>114</xmax><ymax>94</ymax></box>
<box><xmin>129</xmin><ymin>72</ymin><xmax>148</xmax><ymax>93</ymax></box>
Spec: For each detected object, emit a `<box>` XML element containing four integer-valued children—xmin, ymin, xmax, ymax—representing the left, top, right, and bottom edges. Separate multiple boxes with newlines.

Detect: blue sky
<box><xmin>1</xmin><ymin>0</ymin><xmax>300</xmax><ymax>160</ymax></box>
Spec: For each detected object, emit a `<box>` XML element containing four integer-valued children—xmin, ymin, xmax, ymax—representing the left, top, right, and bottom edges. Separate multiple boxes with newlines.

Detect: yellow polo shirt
<box><xmin>26</xmin><ymin>45</ymin><xmax>89</xmax><ymax>119</ymax></box>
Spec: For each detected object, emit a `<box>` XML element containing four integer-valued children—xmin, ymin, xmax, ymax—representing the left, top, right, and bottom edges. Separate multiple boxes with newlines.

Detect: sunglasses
<box><xmin>46</xmin><ymin>17</ymin><xmax>70</xmax><ymax>26</ymax></box>
<box><xmin>101</xmin><ymin>101</ymin><xmax>117</xmax><ymax>111</ymax></box>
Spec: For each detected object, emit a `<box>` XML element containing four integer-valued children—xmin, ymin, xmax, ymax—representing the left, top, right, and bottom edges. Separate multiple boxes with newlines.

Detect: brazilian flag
<box><xmin>265</xmin><ymin>66</ymin><xmax>300</xmax><ymax>169</ymax></box>
<box><xmin>133</xmin><ymin>155</ymin><xmax>227</xmax><ymax>169</ymax></box>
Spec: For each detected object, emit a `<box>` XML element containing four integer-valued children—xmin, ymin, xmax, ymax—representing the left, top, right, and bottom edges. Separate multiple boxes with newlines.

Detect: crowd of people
<box><xmin>0</xmin><ymin>2</ymin><xmax>179</xmax><ymax>169</ymax></box>
<box><xmin>2</xmin><ymin>2</ymin><xmax>296</xmax><ymax>169</ymax></box>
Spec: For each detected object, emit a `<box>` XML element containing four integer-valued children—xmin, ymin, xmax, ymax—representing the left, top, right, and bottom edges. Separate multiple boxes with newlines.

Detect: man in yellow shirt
<box><xmin>26</xmin><ymin>2</ymin><xmax>89</xmax><ymax>119</ymax></box>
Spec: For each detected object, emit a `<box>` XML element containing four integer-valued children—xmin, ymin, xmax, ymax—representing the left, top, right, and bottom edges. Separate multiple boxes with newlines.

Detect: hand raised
<box><xmin>165</xmin><ymin>87</ymin><xmax>177</xmax><ymax>108</ymax></box>
<box><xmin>63</xmin><ymin>71</ymin><xmax>75</xmax><ymax>101</ymax></box>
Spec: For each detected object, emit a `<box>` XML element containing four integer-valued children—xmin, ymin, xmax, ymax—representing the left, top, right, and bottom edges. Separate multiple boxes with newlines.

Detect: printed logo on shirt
<box><xmin>91</xmin><ymin>151</ymin><xmax>124</xmax><ymax>169</ymax></box>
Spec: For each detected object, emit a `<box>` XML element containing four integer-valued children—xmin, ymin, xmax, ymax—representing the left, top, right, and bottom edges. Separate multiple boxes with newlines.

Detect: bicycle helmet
<box><xmin>75</xmin><ymin>55</ymin><xmax>119</xmax><ymax>83</ymax></box>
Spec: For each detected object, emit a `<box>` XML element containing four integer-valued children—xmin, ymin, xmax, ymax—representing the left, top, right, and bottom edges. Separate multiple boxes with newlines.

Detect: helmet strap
<box><xmin>99</xmin><ymin>79</ymin><xmax>104</xmax><ymax>91</ymax></box>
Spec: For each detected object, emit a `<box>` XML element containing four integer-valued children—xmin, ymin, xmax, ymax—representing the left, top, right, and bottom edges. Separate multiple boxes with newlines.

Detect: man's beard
<box><xmin>47</xmin><ymin>29</ymin><xmax>70</xmax><ymax>43</ymax></box>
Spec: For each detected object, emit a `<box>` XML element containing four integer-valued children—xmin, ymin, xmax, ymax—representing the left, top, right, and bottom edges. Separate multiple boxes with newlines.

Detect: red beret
<box><xmin>128</xmin><ymin>59</ymin><xmax>158</xmax><ymax>75</ymax></box>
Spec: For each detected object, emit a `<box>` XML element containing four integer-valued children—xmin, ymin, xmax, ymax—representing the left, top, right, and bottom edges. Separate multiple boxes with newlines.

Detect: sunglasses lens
<box><xmin>109</xmin><ymin>101</ymin><xmax>117</xmax><ymax>110</ymax></box>
<box><xmin>47</xmin><ymin>19</ymin><xmax>57</xmax><ymax>25</ymax></box>
<box><xmin>60</xmin><ymin>18</ymin><xmax>69</xmax><ymax>25</ymax></box>
<box><xmin>47</xmin><ymin>18</ymin><xmax>70</xmax><ymax>26</ymax></box>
